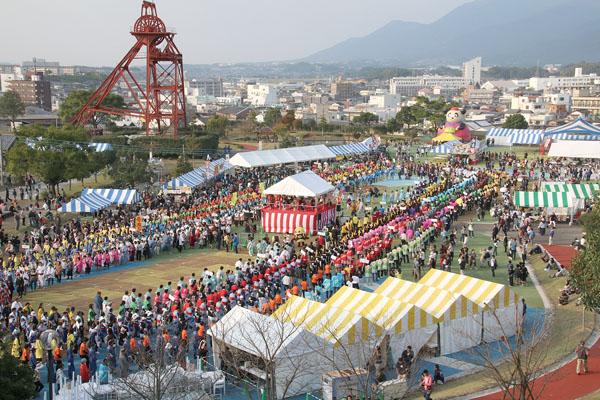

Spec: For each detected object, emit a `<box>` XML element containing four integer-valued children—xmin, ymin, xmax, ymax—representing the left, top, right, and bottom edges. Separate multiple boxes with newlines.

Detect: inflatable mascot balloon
<box><xmin>438</xmin><ymin>107</ymin><xmax>472</xmax><ymax>142</ymax></box>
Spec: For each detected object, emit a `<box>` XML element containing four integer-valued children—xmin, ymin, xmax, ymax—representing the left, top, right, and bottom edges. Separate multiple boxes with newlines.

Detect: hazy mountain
<box><xmin>305</xmin><ymin>0</ymin><xmax>600</xmax><ymax>66</ymax></box>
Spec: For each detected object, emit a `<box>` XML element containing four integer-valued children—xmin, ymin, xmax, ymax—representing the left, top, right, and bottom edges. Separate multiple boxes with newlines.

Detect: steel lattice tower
<box><xmin>72</xmin><ymin>1</ymin><xmax>186</xmax><ymax>136</ymax></box>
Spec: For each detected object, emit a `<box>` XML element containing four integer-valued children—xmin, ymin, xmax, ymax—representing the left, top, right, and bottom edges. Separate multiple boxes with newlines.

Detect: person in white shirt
<box><xmin>122</xmin><ymin>291</ymin><xmax>132</xmax><ymax>309</ymax></box>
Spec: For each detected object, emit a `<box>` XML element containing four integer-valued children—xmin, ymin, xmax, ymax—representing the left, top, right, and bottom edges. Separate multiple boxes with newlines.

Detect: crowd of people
<box><xmin>0</xmin><ymin>145</ymin><xmax>590</xmax><ymax>399</ymax></box>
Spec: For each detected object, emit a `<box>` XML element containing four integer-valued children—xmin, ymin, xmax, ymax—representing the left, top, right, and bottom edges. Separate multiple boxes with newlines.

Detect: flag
<box><xmin>230</xmin><ymin>192</ymin><xmax>238</xmax><ymax>206</ymax></box>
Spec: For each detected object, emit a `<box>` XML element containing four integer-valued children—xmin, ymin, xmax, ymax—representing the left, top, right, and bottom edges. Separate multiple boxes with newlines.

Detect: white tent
<box><xmin>229</xmin><ymin>145</ymin><xmax>335</xmax><ymax>168</ymax></box>
<box><xmin>548</xmin><ymin>140</ymin><xmax>600</xmax><ymax>159</ymax></box>
<box><xmin>209</xmin><ymin>306</ymin><xmax>328</xmax><ymax>399</ymax></box>
<box><xmin>263</xmin><ymin>170</ymin><xmax>334</xmax><ymax>197</ymax></box>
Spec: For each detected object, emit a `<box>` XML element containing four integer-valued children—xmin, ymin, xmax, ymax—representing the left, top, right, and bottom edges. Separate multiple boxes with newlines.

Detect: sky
<box><xmin>2</xmin><ymin>0</ymin><xmax>471</xmax><ymax>66</ymax></box>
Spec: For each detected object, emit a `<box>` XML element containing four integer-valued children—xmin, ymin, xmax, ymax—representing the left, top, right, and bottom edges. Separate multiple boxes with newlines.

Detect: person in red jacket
<box><xmin>80</xmin><ymin>359</ymin><xmax>90</xmax><ymax>383</ymax></box>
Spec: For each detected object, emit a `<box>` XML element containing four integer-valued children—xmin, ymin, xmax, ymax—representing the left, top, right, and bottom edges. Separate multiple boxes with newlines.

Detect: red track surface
<box><xmin>541</xmin><ymin>245</ymin><xmax>579</xmax><ymax>270</ymax></box>
<box><xmin>475</xmin><ymin>336</ymin><xmax>600</xmax><ymax>399</ymax></box>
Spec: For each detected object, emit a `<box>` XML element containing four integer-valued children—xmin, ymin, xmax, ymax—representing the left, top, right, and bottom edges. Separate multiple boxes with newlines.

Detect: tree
<box><xmin>32</xmin><ymin>150</ymin><xmax>68</xmax><ymax>195</ymax></box>
<box><xmin>503</xmin><ymin>114</ymin><xmax>529</xmax><ymax>129</ymax></box>
<box><xmin>13</xmin><ymin>125</ymin><xmax>98</xmax><ymax>194</ymax></box>
<box><xmin>86</xmin><ymin>339</ymin><xmax>211</xmax><ymax>400</ymax></box>
<box><xmin>205</xmin><ymin>115</ymin><xmax>228</xmax><ymax>136</ymax></box>
<box><xmin>395</xmin><ymin>107</ymin><xmax>417</xmax><ymax>128</ymax></box>
<box><xmin>65</xmin><ymin>148</ymin><xmax>92</xmax><ymax>188</ymax></box>
<box><xmin>467</xmin><ymin>306</ymin><xmax>550</xmax><ymax>400</ymax></box>
<box><xmin>5</xmin><ymin>142</ymin><xmax>34</xmax><ymax>182</ymax></box>
<box><xmin>211</xmin><ymin>307</ymin><xmax>316</xmax><ymax>400</ymax></box>
<box><xmin>353</xmin><ymin>112</ymin><xmax>379</xmax><ymax>125</ymax></box>
<box><xmin>0</xmin><ymin>338</ymin><xmax>36</xmax><ymax>400</ymax></box>
<box><xmin>175</xmin><ymin>156</ymin><xmax>193</xmax><ymax>176</ymax></box>
<box><xmin>0</xmin><ymin>91</ymin><xmax>25</xmax><ymax>131</ymax></box>
<box><xmin>281</xmin><ymin>109</ymin><xmax>296</xmax><ymax>129</ymax></box>
<box><xmin>264</xmin><ymin>108</ymin><xmax>282</xmax><ymax>127</ymax></box>
<box><xmin>571</xmin><ymin>206</ymin><xmax>600</xmax><ymax>311</ymax></box>
<box><xmin>59</xmin><ymin>90</ymin><xmax>125</xmax><ymax>127</ymax></box>
<box><xmin>109</xmin><ymin>153</ymin><xmax>150</xmax><ymax>187</ymax></box>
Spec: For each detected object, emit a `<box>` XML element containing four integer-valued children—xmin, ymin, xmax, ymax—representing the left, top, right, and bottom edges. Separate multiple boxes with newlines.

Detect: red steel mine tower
<box><xmin>72</xmin><ymin>0</ymin><xmax>186</xmax><ymax>136</ymax></box>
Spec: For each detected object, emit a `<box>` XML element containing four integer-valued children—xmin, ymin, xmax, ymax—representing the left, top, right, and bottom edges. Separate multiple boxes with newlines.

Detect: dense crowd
<box><xmin>1</xmin><ymin>146</ymin><xmax>589</xmax><ymax>397</ymax></box>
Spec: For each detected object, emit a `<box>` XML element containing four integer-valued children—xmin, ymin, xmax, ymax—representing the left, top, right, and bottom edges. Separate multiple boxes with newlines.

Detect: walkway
<box><xmin>475</xmin><ymin>328</ymin><xmax>600</xmax><ymax>399</ymax></box>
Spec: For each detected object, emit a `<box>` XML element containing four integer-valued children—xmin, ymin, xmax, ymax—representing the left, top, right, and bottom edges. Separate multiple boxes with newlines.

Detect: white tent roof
<box><xmin>548</xmin><ymin>140</ymin><xmax>600</xmax><ymax>159</ymax></box>
<box><xmin>264</xmin><ymin>170</ymin><xmax>335</xmax><ymax>197</ymax></box>
<box><xmin>229</xmin><ymin>145</ymin><xmax>335</xmax><ymax>168</ymax></box>
<box><xmin>208</xmin><ymin>306</ymin><xmax>319</xmax><ymax>359</ymax></box>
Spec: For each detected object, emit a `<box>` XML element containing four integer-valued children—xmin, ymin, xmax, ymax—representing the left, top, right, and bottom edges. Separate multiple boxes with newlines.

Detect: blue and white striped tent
<box><xmin>163</xmin><ymin>177</ymin><xmax>199</xmax><ymax>190</ymax></box>
<box><xmin>163</xmin><ymin>158</ymin><xmax>234</xmax><ymax>190</ymax></box>
<box><xmin>60</xmin><ymin>192</ymin><xmax>113</xmax><ymax>213</ymax></box>
<box><xmin>207</xmin><ymin>158</ymin><xmax>235</xmax><ymax>174</ymax></box>
<box><xmin>544</xmin><ymin>117</ymin><xmax>600</xmax><ymax>141</ymax></box>
<box><xmin>81</xmin><ymin>188</ymin><xmax>141</xmax><ymax>205</ymax></box>
<box><xmin>329</xmin><ymin>141</ymin><xmax>371</xmax><ymax>156</ymax></box>
<box><xmin>89</xmin><ymin>143</ymin><xmax>114</xmax><ymax>152</ymax></box>
<box><xmin>486</xmin><ymin>128</ymin><xmax>545</xmax><ymax>146</ymax></box>
<box><xmin>431</xmin><ymin>140</ymin><xmax>460</xmax><ymax>154</ymax></box>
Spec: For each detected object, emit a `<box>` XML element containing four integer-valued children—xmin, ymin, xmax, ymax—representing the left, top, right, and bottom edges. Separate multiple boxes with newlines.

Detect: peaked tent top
<box><xmin>545</xmin><ymin>117</ymin><xmax>600</xmax><ymax>136</ymax></box>
<box><xmin>263</xmin><ymin>170</ymin><xmax>335</xmax><ymax>197</ymax></box>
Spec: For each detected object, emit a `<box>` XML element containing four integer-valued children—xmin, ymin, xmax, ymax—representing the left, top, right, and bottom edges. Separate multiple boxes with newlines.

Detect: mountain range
<box><xmin>304</xmin><ymin>0</ymin><xmax>600</xmax><ymax>66</ymax></box>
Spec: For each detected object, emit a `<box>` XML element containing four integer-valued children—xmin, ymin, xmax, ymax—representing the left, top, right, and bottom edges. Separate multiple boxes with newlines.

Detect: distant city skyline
<box><xmin>2</xmin><ymin>0</ymin><xmax>470</xmax><ymax>66</ymax></box>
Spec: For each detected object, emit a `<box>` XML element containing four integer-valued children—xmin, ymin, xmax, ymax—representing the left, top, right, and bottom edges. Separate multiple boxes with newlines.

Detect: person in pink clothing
<box><xmin>420</xmin><ymin>369</ymin><xmax>433</xmax><ymax>400</ymax></box>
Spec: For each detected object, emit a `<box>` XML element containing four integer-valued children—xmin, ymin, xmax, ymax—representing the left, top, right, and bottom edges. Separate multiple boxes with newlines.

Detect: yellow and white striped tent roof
<box><xmin>375</xmin><ymin>277</ymin><xmax>480</xmax><ymax>322</ymax></box>
<box><xmin>325</xmin><ymin>286</ymin><xmax>436</xmax><ymax>334</ymax></box>
<box><xmin>272</xmin><ymin>295</ymin><xmax>382</xmax><ymax>346</ymax></box>
<box><xmin>419</xmin><ymin>269</ymin><xmax>519</xmax><ymax>309</ymax></box>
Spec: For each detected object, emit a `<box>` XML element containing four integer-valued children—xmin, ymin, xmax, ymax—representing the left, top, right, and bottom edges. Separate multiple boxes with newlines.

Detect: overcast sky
<box><xmin>2</xmin><ymin>0</ymin><xmax>471</xmax><ymax>66</ymax></box>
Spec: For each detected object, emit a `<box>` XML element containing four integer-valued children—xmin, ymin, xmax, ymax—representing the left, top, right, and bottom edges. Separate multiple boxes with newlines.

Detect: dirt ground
<box><xmin>21</xmin><ymin>249</ymin><xmax>242</xmax><ymax>312</ymax></box>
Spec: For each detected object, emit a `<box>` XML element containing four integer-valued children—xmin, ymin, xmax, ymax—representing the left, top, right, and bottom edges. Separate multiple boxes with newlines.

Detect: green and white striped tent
<box><xmin>542</xmin><ymin>183</ymin><xmax>600</xmax><ymax>199</ymax></box>
<box><xmin>513</xmin><ymin>191</ymin><xmax>575</xmax><ymax>208</ymax></box>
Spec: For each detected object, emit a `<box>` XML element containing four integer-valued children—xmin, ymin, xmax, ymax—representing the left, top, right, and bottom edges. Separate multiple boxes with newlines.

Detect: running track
<box><xmin>475</xmin><ymin>335</ymin><xmax>599</xmax><ymax>399</ymax></box>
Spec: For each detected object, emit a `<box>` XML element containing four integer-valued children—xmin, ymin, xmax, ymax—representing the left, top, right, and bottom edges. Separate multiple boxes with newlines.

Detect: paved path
<box><xmin>474</xmin><ymin>323</ymin><xmax>600</xmax><ymax>400</ymax></box>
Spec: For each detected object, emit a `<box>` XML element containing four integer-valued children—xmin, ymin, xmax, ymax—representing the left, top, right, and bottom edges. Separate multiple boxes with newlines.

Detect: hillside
<box><xmin>305</xmin><ymin>0</ymin><xmax>600</xmax><ymax>66</ymax></box>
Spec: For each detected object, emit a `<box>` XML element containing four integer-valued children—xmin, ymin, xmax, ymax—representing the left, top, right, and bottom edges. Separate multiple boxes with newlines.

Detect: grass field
<box><xmin>21</xmin><ymin>247</ymin><xmax>241</xmax><ymax>312</ymax></box>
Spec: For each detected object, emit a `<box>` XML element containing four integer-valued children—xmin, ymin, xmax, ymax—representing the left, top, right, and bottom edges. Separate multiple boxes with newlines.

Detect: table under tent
<box><xmin>374</xmin><ymin>277</ymin><xmax>481</xmax><ymax>355</ymax></box>
<box><xmin>418</xmin><ymin>270</ymin><xmax>521</xmax><ymax>343</ymax></box>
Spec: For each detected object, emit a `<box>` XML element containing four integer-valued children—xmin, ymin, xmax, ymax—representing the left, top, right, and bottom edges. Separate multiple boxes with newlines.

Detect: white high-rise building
<box><xmin>463</xmin><ymin>57</ymin><xmax>482</xmax><ymax>85</ymax></box>
<box><xmin>247</xmin><ymin>84</ymin><xmax>279</xmax><ymax>106</ymax></box>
